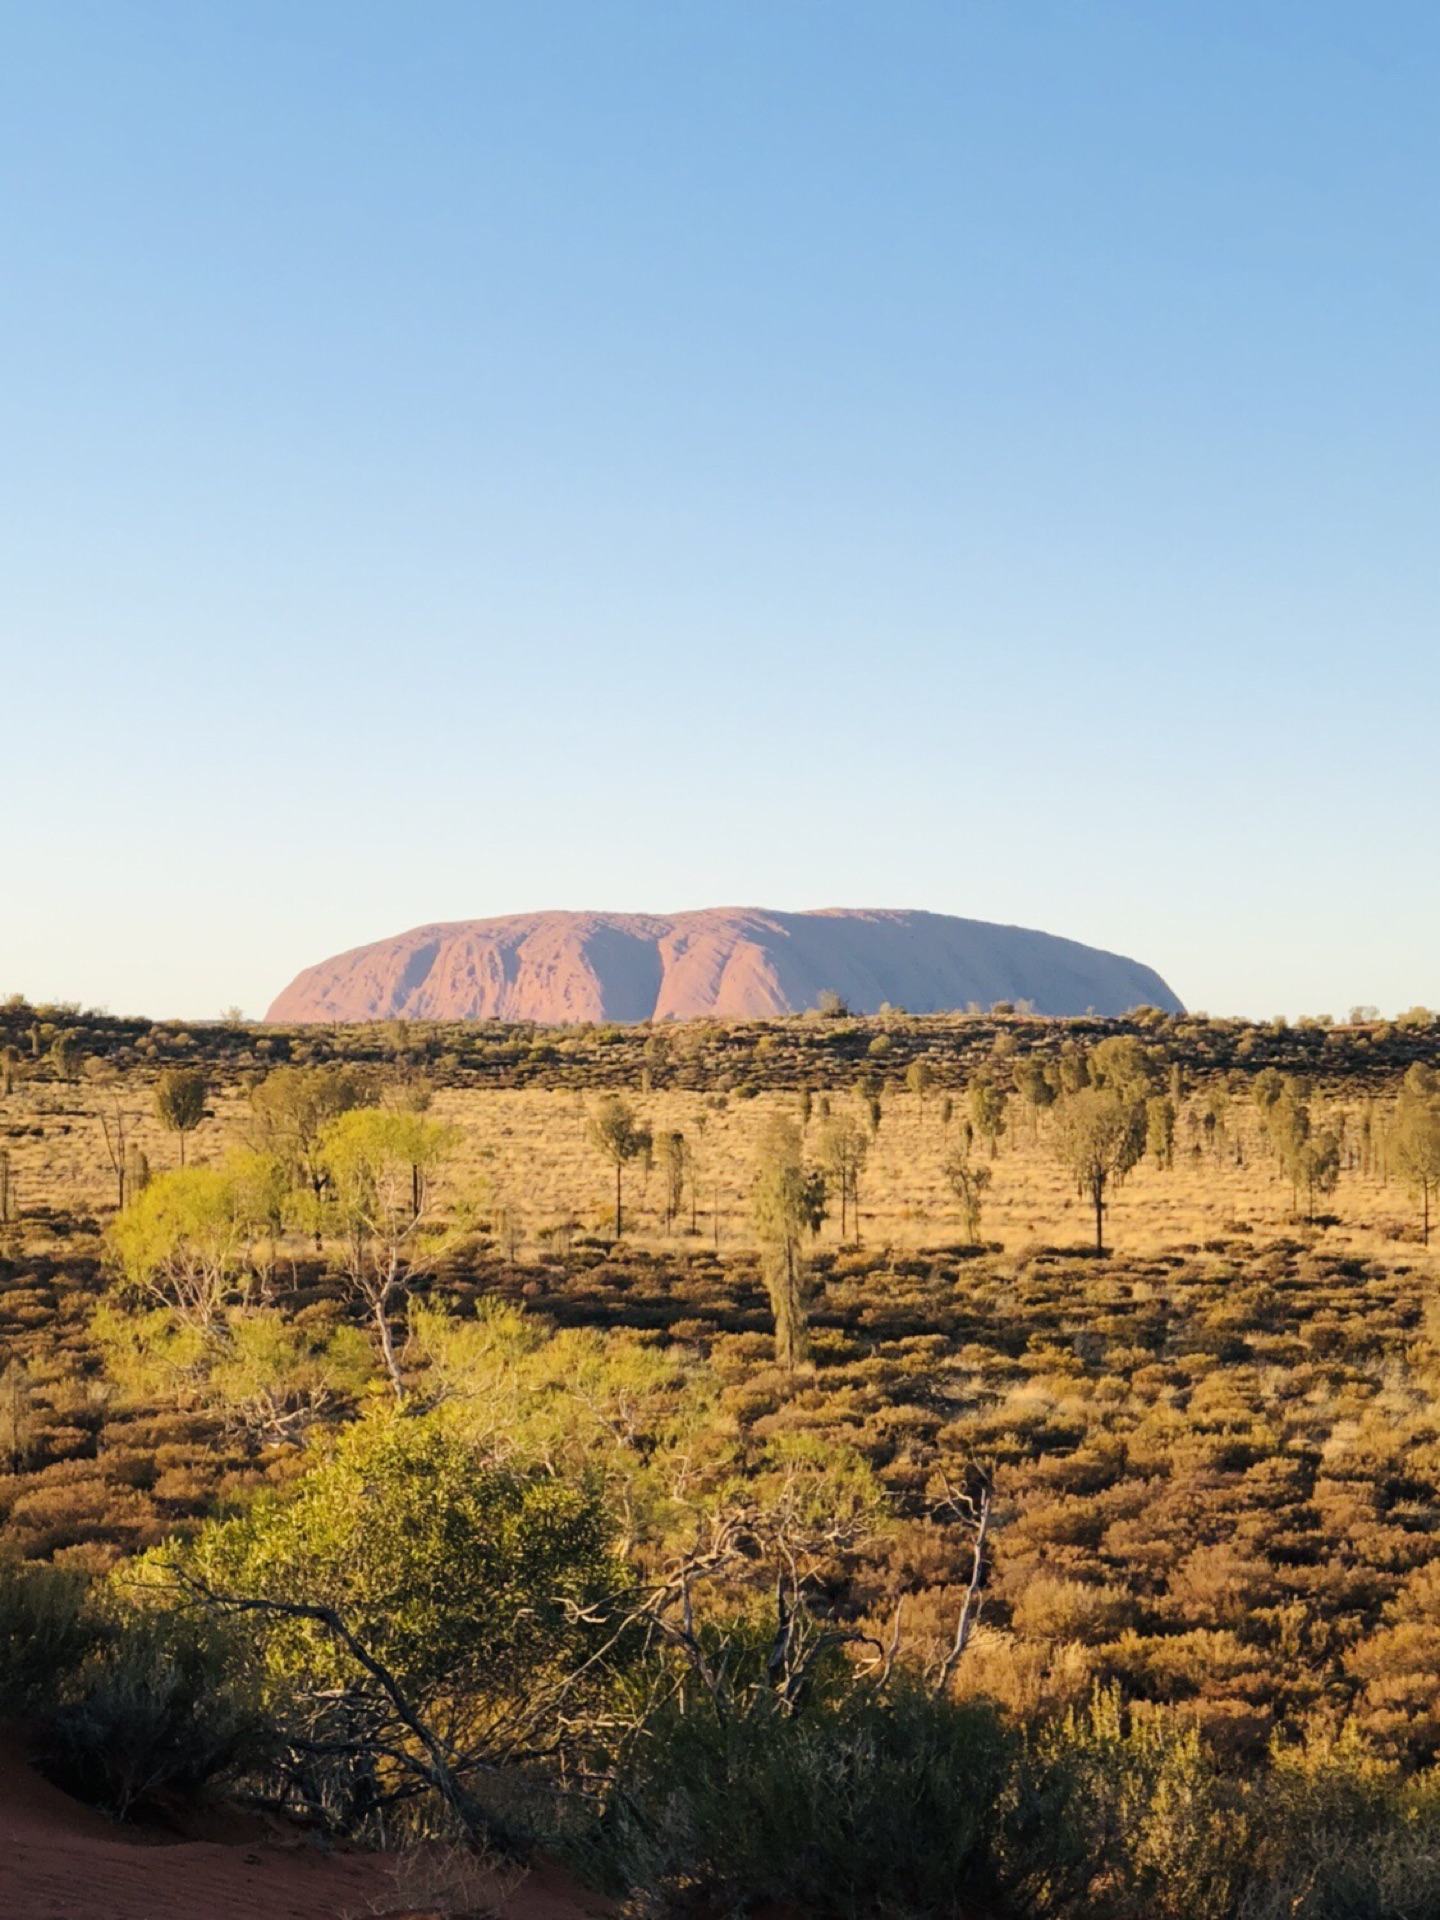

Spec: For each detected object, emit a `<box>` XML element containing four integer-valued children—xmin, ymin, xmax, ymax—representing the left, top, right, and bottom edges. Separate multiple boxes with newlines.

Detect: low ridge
<box><xmin>266</xmin><ymin>908</ymin><xmax>1182</xmax><ymax>1024</ymax></box>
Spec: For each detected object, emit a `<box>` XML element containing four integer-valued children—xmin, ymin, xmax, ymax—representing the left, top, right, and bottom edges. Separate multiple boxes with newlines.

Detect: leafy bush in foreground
<box><xmin>155</xmin><ymin>1409</ymin><xmax>626</xmax><ymax>1840</ymax></box>
<box><xmin>593</xmin><ymin>1680</ymin><xmax>1011</xmax><ymax>1919</ymax></box>
<box><xmin>0</xmin><ymin>1550</ymin><xmax>261</xmax><ymax>1817</ymax></box>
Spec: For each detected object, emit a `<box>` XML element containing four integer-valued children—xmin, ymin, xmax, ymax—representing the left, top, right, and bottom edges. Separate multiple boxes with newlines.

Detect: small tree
<box><xmin>1011</xmin><ymin>1055</ymin><xmax>1054</xmax><ymax>1137</ymax></box>
<box><xmin>1146</xmin><ymin>1095</ymin><xmax>1176</xmax><ymax>1170</ymax></box>
<box><xmin>753</xmin><ymin>1116</ymin><xmax>826</xmax><ymax>1369</ymax></box>
<box><xmin>1261</xmin><ymin>1078</ymin><xmax>1331</xmax><ymax>1217</ymax></box>
<box><xmin>1049</xmin><ymin>1087</ymin><xmax>1146</xmax><ymax>1253</ymax></box>
<box><xmin>588</xmin><ymin>1096</ymin><xmax>651</xmax><ymax>1238</ymax></box>
<box><xmin>50</xmin><ymin>1032</ymin><xmax>82</xmax><ymax>1083</ymax></box>
<box><xmin>1393</xmin><ymin>1067</ymin><xmax>1440</xmax><ymax>1245</ymax></box>
<box><xmin>1293</xmin><ymin>1126</ymin><xmax>1342</xmax><ymax>1223</ymax></box>
<box><xmin>816</xmin><ymin>1115</ymin><xmax>868</xmax><ymax>1244</ymax></box>
<box><xmin>1090</xmin><ymin>1036</ymin><xmax>1163</xmax><ymax>1101</ymax></box>
<box><xmin>967</xmin><ymin>1075</ymin><xmax>1008</xmax><ymax>1160</ymax></box>
<box><xmin>108</xmin><ymin>1166</ymin><xmax>249</xmax><ymax>1333</ymax></box>
<box><xmin>154</xmin><ymin>1069</ymin><xmax>207</xmax><ymax>1167</ymax></box>
<box><xmin>855</xmin><ymin>1074</ymin><xmax>883</xmax><ymax>1135</ymax></box>
<box><xmin>942</xmin><ymin>1146</ymin><xmax>991</xmax><ymax>1246</ymax></box>
<box><xmin>1252</xmin><ymin>1068</ymin><xmax>1286</xmax><ymax>1118</ymax></box>
<box><xmin>86</xmin><ymin>1060</ymin><xmax>135</xmax><ymax>1208</ymax></box>
<box><xmin>1203</xmin><ymin>1083</ymin><xmax>1232</xmax><ymax>1162</ymax></box>
<box><xmin>660</xmin><ymin>1129</ymin><xmax>689</xmax><ymax>1233</ymax></box>
<box><xmin>318</xmin><ymin>1108</ymin><xmax>458</xmax><ymax>1400</ymax></box>
<box><xmin>1055</xmin><ymin>1042</ymin><xmax>1091</xmax><ymax>1094</ymax></box>
<box><xmin>246</xmin><ymin>1065</ymin><xmax>376</xmax><ymax>1249</ymax></box>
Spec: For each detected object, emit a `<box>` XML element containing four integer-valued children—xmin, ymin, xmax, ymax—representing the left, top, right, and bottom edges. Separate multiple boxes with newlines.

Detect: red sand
<box><xmin>0</xmin><ymin>1743</ymin><xmax>608</xmax><ymax>1920</ymax></box>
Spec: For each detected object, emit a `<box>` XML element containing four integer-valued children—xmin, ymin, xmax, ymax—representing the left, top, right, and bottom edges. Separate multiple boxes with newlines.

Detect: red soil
<box><xmin>0</xmin><ymin>1742</ymin><xmax>608</xmax><ymax>1920</ymax></box>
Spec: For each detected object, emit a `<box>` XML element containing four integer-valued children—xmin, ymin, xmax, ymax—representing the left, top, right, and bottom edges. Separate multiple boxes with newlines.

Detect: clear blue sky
<box><xmin>2</xmin><ymin>2</ymin><xmax>1436</xmax><ymax>1020</ymax></box>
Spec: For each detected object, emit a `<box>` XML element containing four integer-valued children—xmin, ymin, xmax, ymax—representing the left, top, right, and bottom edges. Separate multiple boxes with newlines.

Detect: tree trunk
<box><xmin>375</xmin><ymin>1298</ymin><xmax>404</xmax><ymax>1402</ymax></box>
<box><xmin>934</xmin><ymin>1480</ymin><xmax>992</xmax><ymax>1696</ymax></box>
<box><xmin>614</xmin><ymin>1161</ymin><xmax>622</xmax><ymax>1238</ymax></box>
<box><xmin>1093</xmin><ymin>1181</ymin><xmax>1104</xmax><ymax>1254</ymax></box>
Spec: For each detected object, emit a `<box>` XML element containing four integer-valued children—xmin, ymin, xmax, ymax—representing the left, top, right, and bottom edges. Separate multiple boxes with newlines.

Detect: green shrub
<box><xmin>593</xmin><ymin>1681</ymin><xmax>1011</xmax><ymax>1919</ymax></box>
<box><xmin>0</xmin><ymin>1554</ymin><xmax>262</xmax><ymax>1819</ymax></box>
<box><xmin>156</xmin><ymin>1409</ymin><xmax>626</xmax><ymax>1839</ymax></box>
<box><xmin>40</xmin><ymin>1608</ymin><xmax>266</xmax><ymax>1817</ymax></box>
<box><xmin>0</xmin><ymin>1551</ymin><xmax>97</xmax><ymax>1714</ymax></box>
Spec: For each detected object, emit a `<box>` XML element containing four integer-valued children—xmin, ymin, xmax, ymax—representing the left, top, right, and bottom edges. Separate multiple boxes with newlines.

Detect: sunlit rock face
<box><xmin>267</xmin><ymin>908</ymin><xmax>1183</xmax><ymax>1025</ymax></box>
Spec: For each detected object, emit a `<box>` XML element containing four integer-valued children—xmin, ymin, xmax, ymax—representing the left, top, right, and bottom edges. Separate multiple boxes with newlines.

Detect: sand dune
<box><xmin>267</xmin><ymin>907</ymin><xmax>1182</xmax><ymax>1025</ymax></box>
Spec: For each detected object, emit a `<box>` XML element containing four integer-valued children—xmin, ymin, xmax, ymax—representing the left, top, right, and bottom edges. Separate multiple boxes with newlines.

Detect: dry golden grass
<box><xmin>3</xmin><ymin>1073</ymin><xmax>1427</xmax><ymax>1270</ymax></box>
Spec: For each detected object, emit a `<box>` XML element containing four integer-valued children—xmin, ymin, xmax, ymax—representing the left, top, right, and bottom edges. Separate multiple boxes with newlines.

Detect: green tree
<box><xmin>660</xmin><ymin>1129</ymin><xmax>689</xmax><ymax>1233</ymax></box>
<box><xmin>816</xmin><ymin>1114</ymin><xmax>868</xmax><ymax>1244</ymax></box>
<box><xmin>752</xmin><ymin>1115</ymin><xmax>827</xmax><ymax>1369</ymax></box>
<box><xmin>1202</xmin><ymin>1082</ymin><xmax>1232</xmax><ymax>1161</ymax></box>
<box><xmin>1011</xmin><ymin>1054</ymin><xmax>1055</xmax><ymax>1137</ymax></box>
<box><xmin>905</xmin><ymin>1058</ymin><xmax>934</xmax><ymax>1103</ymax></box>
<box><xmin>154</xmin><ymin>1068</ymin><xmax>207</xmax><ymax>1167</ymax></box>
<box><xmin>1251</xmin><ymin>1068</ymin><xmax>1286</xmax><ymax>1117</ymax></box>
<box><xmin>1146</xmin><ymin>1095</ymin><xmax>1176</xmax><ymax>1170</ymax></box>
<box><xmin>245</xmin><ymin>1065</ymin><xmax>376</xmax><ymax>1248</ymax></box>
<box><xmin>587</xmin><ymin>1096</ymin><xmax>652</xmax><ymax>1238</ymax></box>
<box><xmin>49</xmin><ymin>1032</ymin><xmax>82</xmax><ymax>1082</ymax></box>
<box><xmin>968</xmin><ymin>1074</ymin><xmax>1008</xmax><ymax>1159</ymax></box>
<box><xmin>942</xmin><ymin>1146</ymin><xmax>991</xmax><ymax>1245</ymax></box>
<box><xmin>1049</xmin><ymin>1087</ymin><xmax>1146</xmax><ymax>1253</ymax></box>
<box><xmin>107</xmin><ymin>1166</ymin><xmax>249</xmax><ymax>1333</ymax></box>
<box><xmin>1393</xmin><ymin>1066</ymin><xmax>1440</xmax><ymax>1245</ymax></box>
<box><xmin>1090</xmin><ymin>1036</ymin><xmax>1164</xmax><ymax>1101</ymax></box>
<box><xmin>317</xmin><ymin>1107</ymin><xmax>458</xmax><ymax>1400</ymax></box>
<box><xmin>1260</xmin><ymin>1077</ymin><xmax>1337</xmax><ymax>1219</ymax></box>
<box><xmin>1055</xmin><ymin>1042</ymin><xmax>1091</xmax><ymax>1094</ymax></box>
<box><xmin>855</xmin><ymin>1073</ymin><xmax>883</xmax><ymax>1134</ymax></box>
<box><xmin>1293</xmin><ymin>1125</ymin><xmax>1342</xmax><ymax>1222</ymax></box>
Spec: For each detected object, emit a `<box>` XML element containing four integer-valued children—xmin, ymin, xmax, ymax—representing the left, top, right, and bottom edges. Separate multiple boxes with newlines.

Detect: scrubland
<box><xmin>2</xmin><ymin>996</ymin><xmax>1440</xmax><ymax>1918</ymax></box>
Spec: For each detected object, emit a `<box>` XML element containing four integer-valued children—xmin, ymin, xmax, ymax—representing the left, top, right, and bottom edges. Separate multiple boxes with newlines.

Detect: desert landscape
<box><xmin>3</xmin><ymin>992</ymin><xmax>1440</xmax><ymax>1916</ymax></box>
<box><xmin>7</xmin><ymin>6</ymin><xmax>1436</xmax><ymax>1915</ymax></box>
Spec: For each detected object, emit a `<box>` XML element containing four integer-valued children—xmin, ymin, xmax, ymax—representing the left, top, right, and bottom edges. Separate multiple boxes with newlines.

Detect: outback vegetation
<box><xmin>3</xmin><ymin>991</ymin><xmax>1440</xmax><ymax>1917</ymax></box>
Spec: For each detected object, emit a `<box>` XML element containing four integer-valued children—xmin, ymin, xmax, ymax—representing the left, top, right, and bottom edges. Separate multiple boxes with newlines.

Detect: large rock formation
<box><xmin>266</xmin><ymin>908</ymin><xmax>1182</xmax><ymax>1025</ymax></box>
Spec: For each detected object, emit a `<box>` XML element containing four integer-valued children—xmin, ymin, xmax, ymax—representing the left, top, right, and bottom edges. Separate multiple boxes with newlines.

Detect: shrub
<box><xmin>0</xmin><ymin>1553</ymin><xmax>261</xmax><ymax>1819</ymax></box>
<box><xmin>39</xmin><ymin>1608</ymin><xmax>265</xmax><ymax>1817</ymax></box>
<box><xmin>0</xmin><ymin>1551</ymin><xmax>97</xmax><ymax>1715</ymax></box>
<box><xmin>158</xmin><ymin>1410</ymin><xmax>626</xmax><ymax>1839</ymax></box>
<box><xmin>594</xmin><ymin>1680</ymin><xmax>1012</xmax><ymax>1919</ymax></box>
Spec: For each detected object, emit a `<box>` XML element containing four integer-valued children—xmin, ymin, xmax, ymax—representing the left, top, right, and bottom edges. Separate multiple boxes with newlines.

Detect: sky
<box><xmin>1</xmin><ymin>2</ymin><xmax>1437</xmax><ymax>1022</ymax></box>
